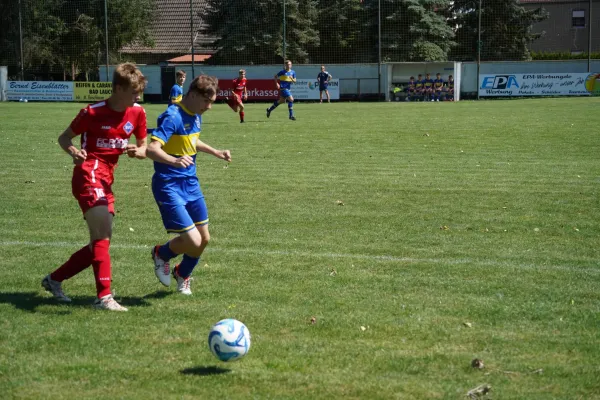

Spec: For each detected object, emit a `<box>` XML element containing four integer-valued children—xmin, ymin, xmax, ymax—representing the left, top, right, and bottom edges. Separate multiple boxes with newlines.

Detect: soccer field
<box><xmin>1</xmin><ymin>98</ymin><xmax>599</xmax><ymax>399</ymax></box>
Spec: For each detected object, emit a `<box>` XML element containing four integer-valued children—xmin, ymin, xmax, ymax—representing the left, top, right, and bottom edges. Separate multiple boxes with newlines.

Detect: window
<box><xmin>572</xmin><ymin>10</ymin><xmax>585</xmax><ymax>28</ymax></box>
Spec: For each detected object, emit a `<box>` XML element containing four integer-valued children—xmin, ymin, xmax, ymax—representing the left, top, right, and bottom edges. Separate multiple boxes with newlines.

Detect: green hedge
<box><xmin>531</xmin><ymin>51</ymin><xmax>600</xmax><ymax>60</ymax></box>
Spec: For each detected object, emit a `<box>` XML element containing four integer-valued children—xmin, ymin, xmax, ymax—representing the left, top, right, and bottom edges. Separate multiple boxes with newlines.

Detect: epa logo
<box><xmin>481</xmin><ymin>75</ymin><xmax>519</xmax><ymax>89</ymax></box>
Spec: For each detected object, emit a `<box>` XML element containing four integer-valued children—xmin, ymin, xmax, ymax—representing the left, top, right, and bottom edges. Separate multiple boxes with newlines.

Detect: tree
<box><xmin>0</xmin><ymin>0</ymin><xmax>154</xmax><ymax>80</ymax></box>
<box><xmin>380</xmin><ymin>0</ymin><xmax>455</xmax><ymax>62</ymax></box>
<box><xmin>451</xmin><ymin>0</ymin><xmax>548</xmax><ymax>61</ymax></box>
<box><xmin>310</xmin><ymin>0</ymin><xmax>375</xmax><ymax>63</ymax></box>
<box><xmin>200</xmin><ymin>0</ymin><xmax>319</xmax><ymax>65</ymax></box>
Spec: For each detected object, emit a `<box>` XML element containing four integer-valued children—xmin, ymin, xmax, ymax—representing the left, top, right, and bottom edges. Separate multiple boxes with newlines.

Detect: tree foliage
<box><xmin>201</xmin><ymin>0</ymin><xmax>318</xmax><ymax>65</ymax></box>
<box><xmin>0</xmin><ymin>0</ymin><xmax>154</xmax><ymax>79</ymax></box>
<box><xmin>451</xmin><ymin>0</ymin><xmax>548</xmax><ymax>61</ymax></box>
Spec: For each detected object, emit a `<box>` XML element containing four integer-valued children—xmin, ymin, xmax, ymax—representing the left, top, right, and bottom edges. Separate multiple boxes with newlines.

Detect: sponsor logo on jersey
<box><xmin>97</xmin><ymin>137</ymin><xmax>129</xmax><ymax>149</ymax></box>
<box><xmin>123</xmin><ymin>121</ymin><xmax>134</xmax><ymax>135</ymax></box>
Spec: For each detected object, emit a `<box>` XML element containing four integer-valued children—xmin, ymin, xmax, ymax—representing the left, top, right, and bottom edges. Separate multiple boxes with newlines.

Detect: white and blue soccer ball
<box><xmin>208</xmin><ymin>319</ymin><xmax>251</xmax><ymax>362</ymax></box>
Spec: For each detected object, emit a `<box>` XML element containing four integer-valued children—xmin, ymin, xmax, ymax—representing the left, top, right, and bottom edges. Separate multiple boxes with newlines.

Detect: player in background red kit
<box><xmin>227</xmin><ymin>69</ymin><xmax>248</xmax><ymax>123</ymax></box>
<box><xmin>41</xmin><ymin>63</ymin><xmax>148</xmax><ymax>311</ymax></box>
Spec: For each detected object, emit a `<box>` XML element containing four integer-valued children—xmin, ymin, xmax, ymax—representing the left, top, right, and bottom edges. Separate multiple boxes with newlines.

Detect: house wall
<box><xmin>524</xmin><ymin>0</ymin><xmax>600</xmax><ymax>53</ymax></box>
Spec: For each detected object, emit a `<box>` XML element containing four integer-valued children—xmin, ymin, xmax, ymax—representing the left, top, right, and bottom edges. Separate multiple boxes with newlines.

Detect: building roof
<box><xmin>121</xmin><ymin>0</ymin><xmax>214</xmax><ymax>55</ymax></box>
<box><xmin>167</xmin><ymin>54</ymin><xmax>212</xmax><ymax>63</ymax></box>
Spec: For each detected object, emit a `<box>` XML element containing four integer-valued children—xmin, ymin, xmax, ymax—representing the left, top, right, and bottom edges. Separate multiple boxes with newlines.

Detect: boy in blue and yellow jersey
<box><xmin>169</xmin><ymin>70</ymin><xmax>186</xmax><ymax>105</ymax></box>
<box><xmin>415</xmin><ymin>74</ymin><xmax>424</xmax><ymax>100</ymax></box>
<box><xmin>423</xmin><ymin>73</ymin><xmax>434</xmax><ymax>101</ymax></box>
<box><xmin>405</xmin><ymin>76</ymin><xmax>416</xmax><ymax>101</ymax></box>
<box><xmin>432</xmin><ymin>73</ymin><xmax>444</xmax><ymax>102</ymax></box>
<box><xmin>147</xmin><ymin>75</ymin><xmax>232</xmax><ymax>295</ymax></box>
<box><xmin>266</xmin><ymin>60</ymin><xmax>297</xmax><ymax>121</ymax></box>
<box><xmin>443</xmin><ymin>74</ymin><xmax>454</xmax><ymax>101</ymax></box>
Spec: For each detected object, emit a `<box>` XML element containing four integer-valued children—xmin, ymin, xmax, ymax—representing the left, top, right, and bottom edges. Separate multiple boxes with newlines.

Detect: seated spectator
<box><xmin>423</xmin><ymin>73</ymin><xmax>434</xmax><ymax>101</ymax></box>
<box><xmin>433</xmin><ymin>73</ymin><xmax>444</xmax><ymax>102</ymax></box>
<box><xmin>405</xmin><ymin>76</ymin><xmax>416</xmax><ymax>101</ymax></box>
<box><xmin>415</xmin><ymin>74</ymin><xmax>424</xmax><ymax>100</ymax></box>
<box><xmin>445</xmin><ymin>74</ymin><xmax>455</xmax><ymax>101</ymax></box>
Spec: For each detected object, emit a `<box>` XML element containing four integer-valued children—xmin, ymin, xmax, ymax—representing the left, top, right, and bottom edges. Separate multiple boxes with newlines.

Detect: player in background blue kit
<box><xmin>266</xmin><ymin>60</ymin><xmax>297</xmax><ymax>121</ymax></box>
<box><xmin>317</xmin><ymin>65</ymin><xmax>332</xmax><ymax>103</ymax></box>
<box><xmin>147</xmin><ymin>75</ymin><xmax>232</xmax><ymax>295</ymax></box>
<box><xmin>432</xmin><ymin>73</ymin><xmax>445</xmax><ymax>102</ymax></box>
<box><xmin>169</xmin><ymin>70</ymin><xmax>186</xmax><ymax>105</ymax></box>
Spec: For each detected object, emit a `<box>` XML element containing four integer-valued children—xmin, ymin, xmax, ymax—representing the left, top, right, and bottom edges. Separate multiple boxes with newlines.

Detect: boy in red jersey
<box><xmin>41</xmin><ymin>63</ymin><xmax>148</xmax><ymax>311</ymax></box>
<box><xmin>227</xmin><ymin>69</ymin><xmax>248</xmax><ymax>123</ymax></box>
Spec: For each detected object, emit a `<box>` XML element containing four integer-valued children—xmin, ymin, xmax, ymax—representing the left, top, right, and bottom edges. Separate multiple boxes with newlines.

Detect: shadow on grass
<box><xmin>180</xmin><ymin>366</ymin><xmax>231</xmax><ymax>376</ymax></box>
<box><xmin>0</xmin><ymin>290</ymin><xmax>174</xmax><ymax>313</ymax></box>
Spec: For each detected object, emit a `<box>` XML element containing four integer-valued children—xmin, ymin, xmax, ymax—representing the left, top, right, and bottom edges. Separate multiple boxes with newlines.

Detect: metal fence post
<box><xmin>190</xmin><ymin>0</ymin><xmax>195</xmax><ymax>78</ymax></box>
<box><xmin>104</xmin><ymin>0</ymin><xmax>109</xmax><ymax>81</ymax></box>
<box><xmin>18</xmin><ymin>0</ymin><xmax>24</xmax><ymax>80</ymax></box>
<box><xmin>476</xmin><ymin>0</ymin><xmax>482</xmax><ymax>100</ymax></box>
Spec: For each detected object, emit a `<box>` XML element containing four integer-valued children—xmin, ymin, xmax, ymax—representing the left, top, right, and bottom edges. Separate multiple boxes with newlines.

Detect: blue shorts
<box><xmin>280</xmin><ymin>89</ymin><xmax>292</xmax><ymax>99</ymax></box>
<box><xmin>319</xmin><ymin>83</ymin><xmax>328</xmax><ymax>91</ymax></box>
<box><xmin>152</xmin><ymin>175</ymin><xmax>208</xmax><ymax>234</ymax></box>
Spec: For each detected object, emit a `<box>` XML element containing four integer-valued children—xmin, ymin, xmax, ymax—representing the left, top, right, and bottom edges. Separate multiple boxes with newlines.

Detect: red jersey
<box><xmin>70</xmin><ymin>101</ymin><xmax>147</xmax><ymax>166</ymax></box>
<box><xmin>232</xmin><ymin>78</ymin><xmax>247</xmax><ymax>97</ymax></box>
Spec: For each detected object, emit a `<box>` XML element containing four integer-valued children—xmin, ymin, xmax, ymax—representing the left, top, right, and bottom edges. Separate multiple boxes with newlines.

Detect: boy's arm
<box><xmin>146</xmin><ymin>116</ymin><xmax>194</xmax><ymax>168</ymax></box>
<box><xmin>196</xmin><ymin>140</ymin><xmax>231</xmax><ymax>162</ymax></box>
<box><xmin>58</xmin><ymin>127</ymin><xmax>87</xmax><ymax>165</ymax></box>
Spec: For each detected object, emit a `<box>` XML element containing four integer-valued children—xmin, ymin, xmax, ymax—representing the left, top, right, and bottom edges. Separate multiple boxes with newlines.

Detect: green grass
<box><xmin>0</xmin><ymin>98</ymin><xmax>599</xmax><ymax>399</ymax></box>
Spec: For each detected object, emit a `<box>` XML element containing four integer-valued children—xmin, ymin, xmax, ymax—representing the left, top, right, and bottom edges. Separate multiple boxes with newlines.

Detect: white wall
<box><xmin>101</xmin><ymin>63</ymin><xmax>386</xmax><ymax>97</ymax></box>
<box><xmin>461</xmin><ymin>60</ymin><xmax>600</xmax><ymax>93</ymax></box>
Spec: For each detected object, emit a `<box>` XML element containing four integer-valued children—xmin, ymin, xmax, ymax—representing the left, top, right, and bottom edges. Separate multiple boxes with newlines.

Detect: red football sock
<box><xmin>91</xmin><ymin>239</ymin><xmax>112</xmax><ymax>299</ymax></box>
<box><xmin>51</xmin><ymin>245</ymin><xmax>93</xmax><ymax>282</ymax></box>
<box><xmin>240</xmin><ymin>111</ymin><xmax>245</xmax><ymax>121</ymax></box>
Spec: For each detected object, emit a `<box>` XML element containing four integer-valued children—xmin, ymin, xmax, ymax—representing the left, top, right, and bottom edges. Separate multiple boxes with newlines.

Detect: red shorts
<box><xmin>227</xmin><ymin>93</ymin><xmax>243</xmax><ymax>111</ymax></box>
<box><xmin>72</xmin><ymin>158</ymin><xmax>116</xmax><ymax>215</ymax></box>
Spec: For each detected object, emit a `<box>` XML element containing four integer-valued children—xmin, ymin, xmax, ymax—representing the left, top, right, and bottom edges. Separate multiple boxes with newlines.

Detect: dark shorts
<box><xmin>319</xmin><ymin>83</ymin><xmax>328</xmax><ymax>92</ymax></box>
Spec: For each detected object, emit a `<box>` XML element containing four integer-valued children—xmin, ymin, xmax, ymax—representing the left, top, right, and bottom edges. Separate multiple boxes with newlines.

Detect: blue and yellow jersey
<box><xmin>447</xmin><ymin>80</ymin><xmax>454</xmax><ymax>90</ymax></box>
<box><xmin>277</xmin><ymin>69</ymin><xmax>296</xmax><ymax>90</ymax></box>
<box><xmin>423</xmin><ymin>78</ymin><xmax>434</xmax><ymax>89</ymax></box>
<box><xmin>151</xmin><ymin>104</ymin><xmax>201</xmax><ymax>179</ymax></box>
<box><xmin>415</xmin><ymin>79</ymin><xmax>424</xmax><ymax>90</ymax></box>
<box><xmin>406</xmin><ymin>81</ymin><xmax>416</xmax><ymax>91</ymax></box>
<box><xmin>169</xmin><ymin>84</ymin><xmax>183</xmax><ymax>105</ymax></box>
<box><xmin>433</xmin><ymin>78</ymin><xmax>444</xmax><ymax>89</ymax></box>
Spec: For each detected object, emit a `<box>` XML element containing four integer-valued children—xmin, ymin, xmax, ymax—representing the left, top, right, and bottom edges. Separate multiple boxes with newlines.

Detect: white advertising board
<box><xmin>291</xmin><ymin>79</ymin><xmax>340</xmax><ymax>100</ymax></box>
<box><xmin>479</xmin><ymin>73</ymin><xmax>600</xmax><ymax>97</ymax></box>
<box><xmin>7</xmin><ymin>81</ymin><xmax>74</xmax><ymax>101</ymax></box>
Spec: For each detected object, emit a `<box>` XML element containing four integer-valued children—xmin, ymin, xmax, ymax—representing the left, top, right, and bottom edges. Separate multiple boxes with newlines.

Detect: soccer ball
<box><xmin>208</xmin><ymin>319</ymin><xmax>251</xmax><ymax>362</ymax></box>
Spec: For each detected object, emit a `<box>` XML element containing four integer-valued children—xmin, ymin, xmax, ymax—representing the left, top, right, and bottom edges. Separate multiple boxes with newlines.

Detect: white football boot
<box><xmin>173</xmin><ymin>267</ymin><xmax>193</xmax><ymax>295</ymax></box>
<box><xmin>41</xmin><ymin>275</ymin><xmax>72</xmax><ymax>302</ymax></box>
<box><xmin>152</xmin><ymin>245</ymin><xmax>171</xmax><ymax>287</ymax></box>
<box><xmin>93</xmin><ymin>294</ymin><xmax>128</xmax><ymax>311</ymax></box>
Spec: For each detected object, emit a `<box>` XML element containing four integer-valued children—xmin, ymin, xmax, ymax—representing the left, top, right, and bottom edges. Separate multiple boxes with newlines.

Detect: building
<box><xmin>520</xmin><ymin>0</ymin><xmax>600</xmax><ymax>54</ymax></box>
<box><xmin>120</xmin><ymin>0</ymin><xmax>214</xmax><ymax>65</ymax></box>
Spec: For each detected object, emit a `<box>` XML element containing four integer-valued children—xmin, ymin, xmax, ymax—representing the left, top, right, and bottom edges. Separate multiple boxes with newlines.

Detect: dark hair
<box><xmin>176</xmin><ymin>70</ymin><xmax>186</xmax><ymax>78</ymax></box>
<box><xmin>187</xmin><ymin>75</ymin><xmax>219</xmax><ymax>97</ymax></box>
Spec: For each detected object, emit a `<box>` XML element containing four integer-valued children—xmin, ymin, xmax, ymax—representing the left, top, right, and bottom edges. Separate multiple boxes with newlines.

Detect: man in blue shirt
<box><xmin>317</xmin><ymin>65</ymin><xmax>332</xmax><ymax>104</ymax></box>
<box><xmin>266</xmin><ymin>60</ymin><xmax>297</xmax><ymax>121</ymax></box>
<box><xmin>147</xmin><ymin>75</ymin><xmax>232</xmax><ymax>295</ymax></box>
<box><xmin>169</xmin><ymin>70</ymin><xmax>186</xmax><ymax>105</ymax></box>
